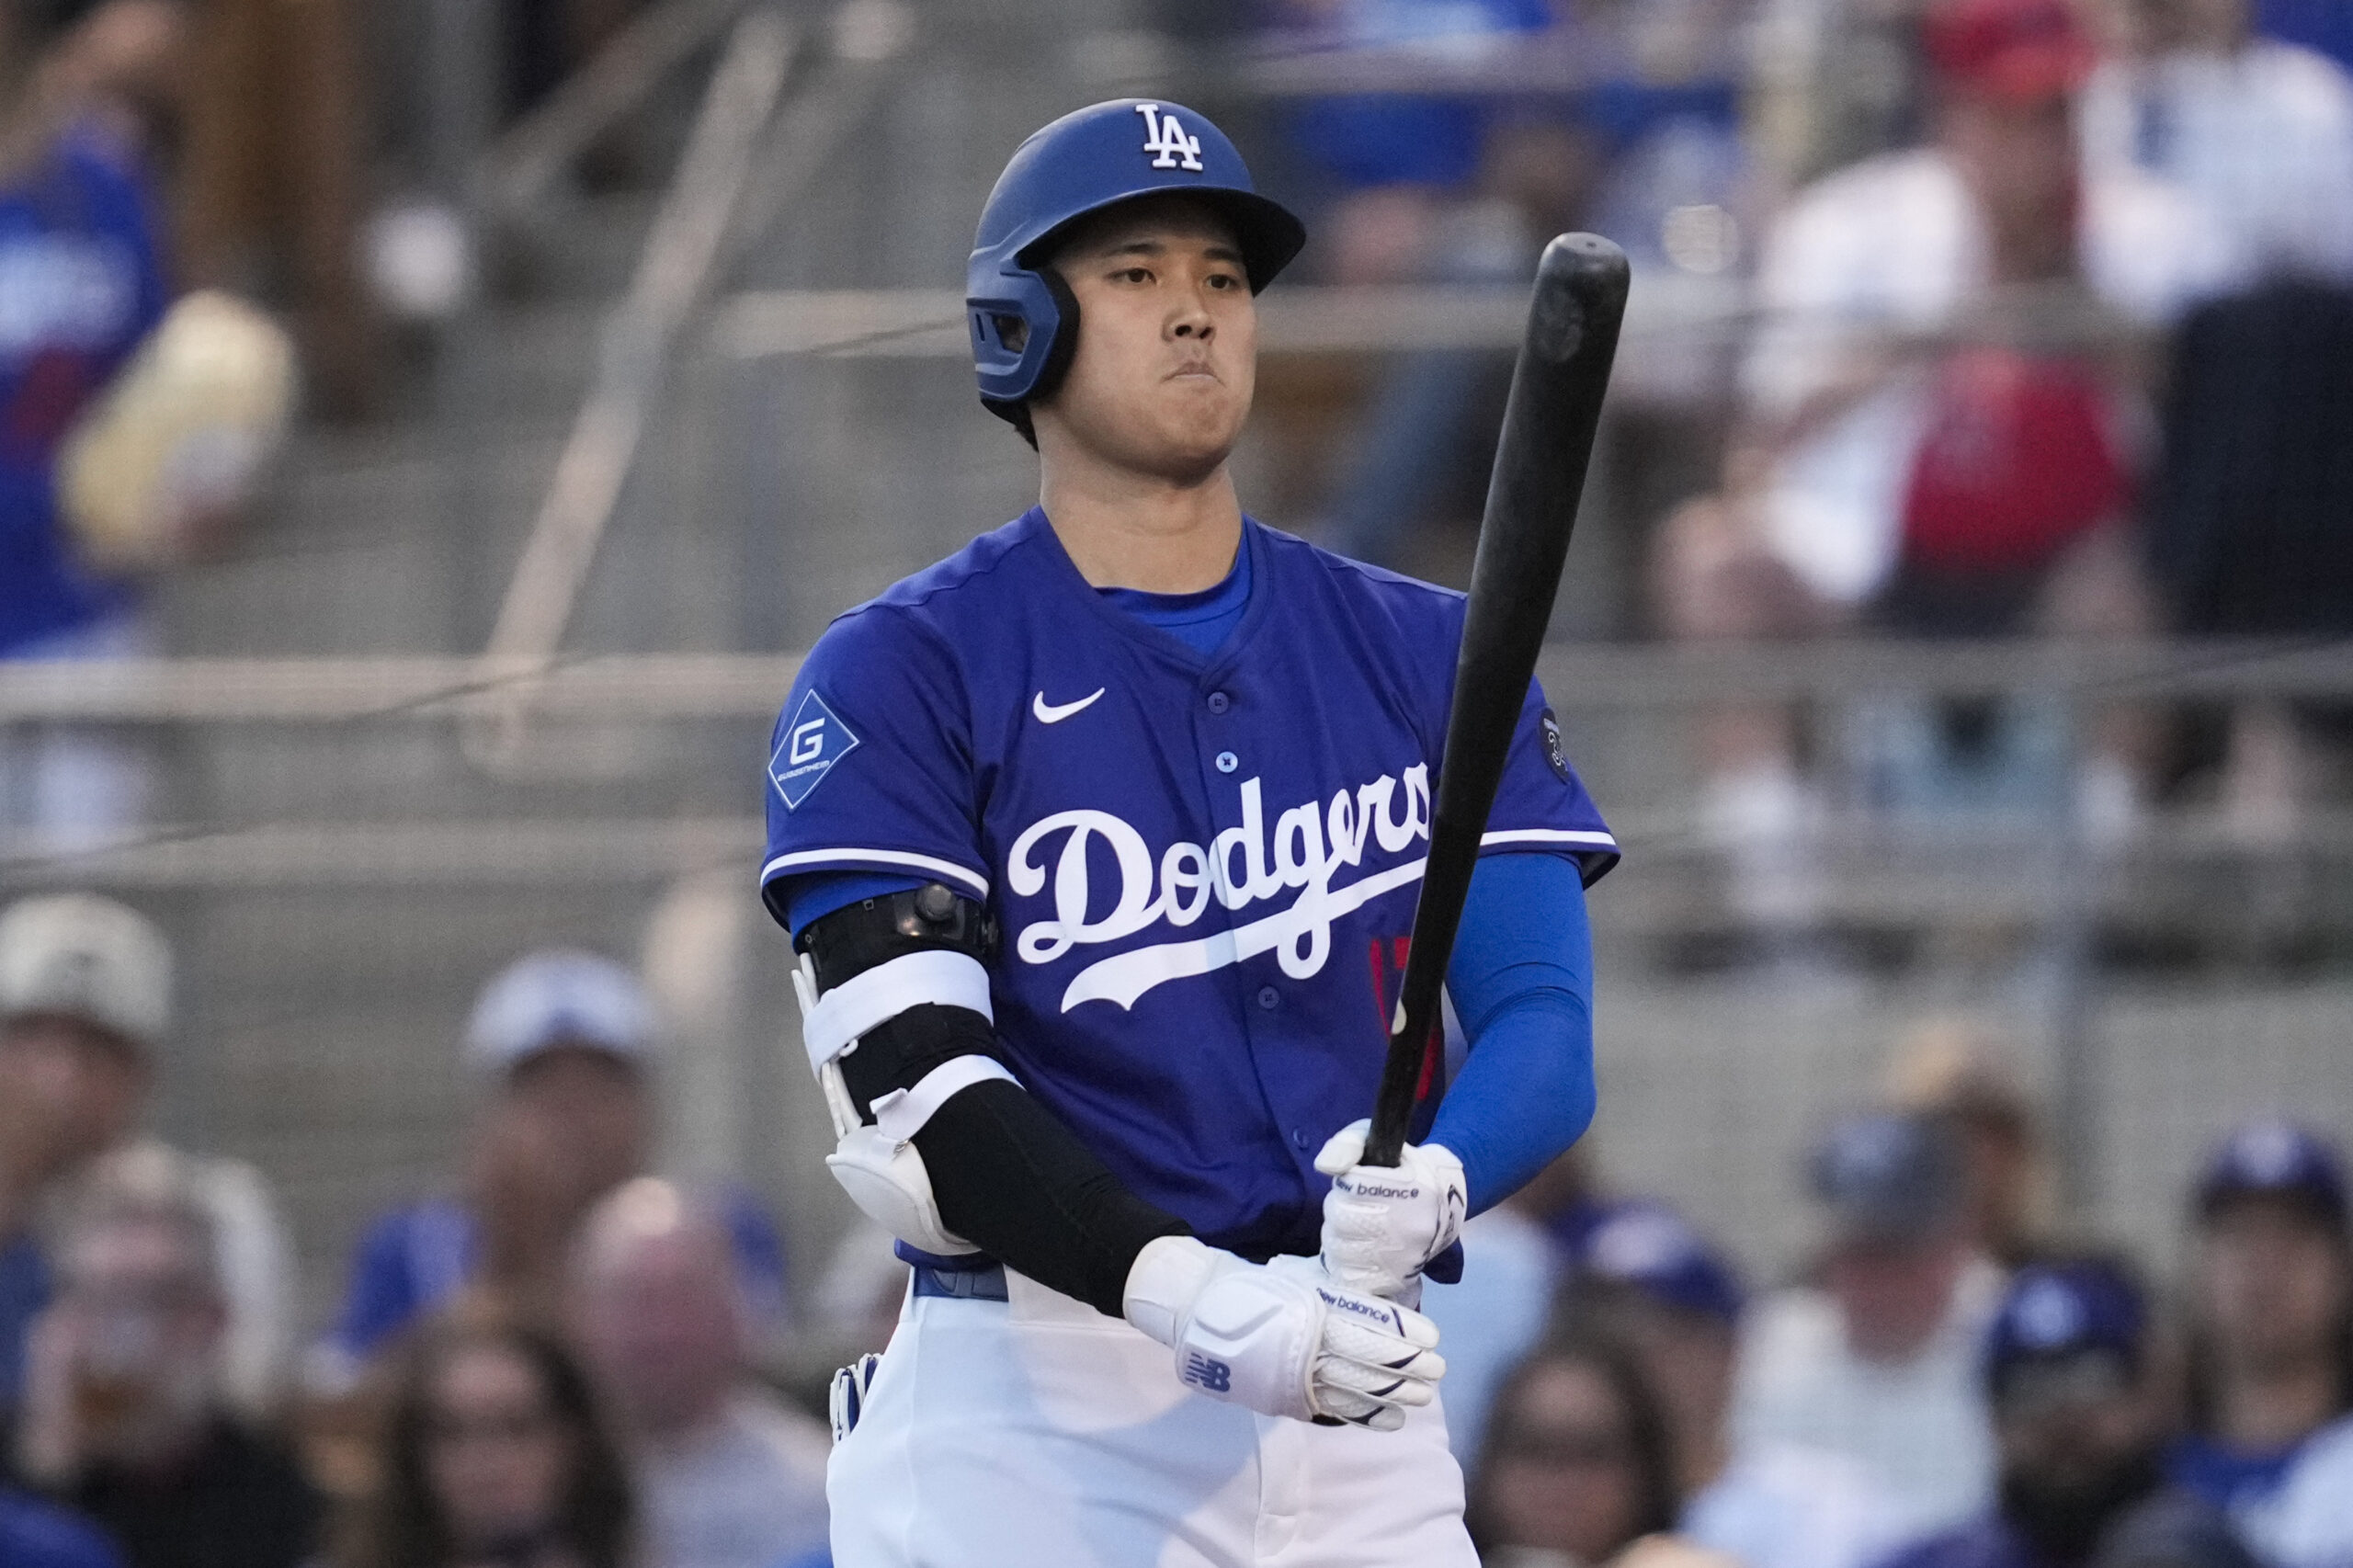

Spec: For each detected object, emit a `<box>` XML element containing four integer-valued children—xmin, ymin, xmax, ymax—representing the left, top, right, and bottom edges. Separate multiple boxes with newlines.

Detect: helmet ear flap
<box><xmin>1026</xmin><ymin>268</ymin><xmax>1082</xmax><ymax>408</ymax></box>
<box><xmin>968</xmin><ymin>266</ymin><xmax>1069</xmax><ymax>404</ymax></box>
<box><xmin>976</xmin><ymin>267</ymin><xmax>1081</xmax><ymax>440</ymax></box>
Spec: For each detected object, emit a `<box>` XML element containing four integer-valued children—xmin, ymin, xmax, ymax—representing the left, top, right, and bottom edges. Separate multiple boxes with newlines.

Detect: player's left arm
<box><xmin>1319</xmin><ymin>654</ymin><xmax>1608</xmax><ymax>1302</ymax></box>
<box><xmin>1427</xmin><ymin>849</ymin><xmax>1596</xmax><ymax>1208</ymax></box>
<box><xmin>1315</xmin><ymin>851</ymin><xmax>1594</xmax><ymax>1301</ymax></box>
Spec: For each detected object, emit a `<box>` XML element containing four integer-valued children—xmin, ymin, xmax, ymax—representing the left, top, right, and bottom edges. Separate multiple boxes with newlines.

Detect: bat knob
<box><xmin>1529</xmin><ymin>234</ymin><xmax>1631</xmax><ymax>364</ymax></box>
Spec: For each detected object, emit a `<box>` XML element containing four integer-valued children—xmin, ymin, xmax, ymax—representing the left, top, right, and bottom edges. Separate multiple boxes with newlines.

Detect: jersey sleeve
<box><xmin>1477</xmin><ymin>673</ymin><xmax>1619</xmax><ymax>887</ymax></box>
<box><xmin>760</xmin><ymin>606</ymin><xmax>986</xmax><ymax>926</ymax></box>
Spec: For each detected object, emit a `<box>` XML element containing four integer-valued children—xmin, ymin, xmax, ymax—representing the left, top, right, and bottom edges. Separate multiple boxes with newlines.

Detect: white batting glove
<box><xmin>1122</xmin><ymin>1235</ymin><xmax>1445</xmax><ymax>1431</ymax></box>
<box><xmin>1314</xmin><ymin>1119</ymin><xmax>1469</xmax><ymax>1306</ymax></box>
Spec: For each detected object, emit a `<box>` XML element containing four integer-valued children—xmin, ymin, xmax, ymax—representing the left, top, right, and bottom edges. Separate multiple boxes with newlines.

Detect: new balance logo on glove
<box><xmin>1181</xmin><ymin>1352</ymin><xmax>1233</xmax><ymax>1393</ymax></box>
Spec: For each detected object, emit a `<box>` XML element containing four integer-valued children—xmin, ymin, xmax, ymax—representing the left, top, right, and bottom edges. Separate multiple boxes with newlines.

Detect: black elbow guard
<box><xmin>795</xmin><ymin>881</ymin><xmax>1008</xmax><ymax>1127</ymax></box>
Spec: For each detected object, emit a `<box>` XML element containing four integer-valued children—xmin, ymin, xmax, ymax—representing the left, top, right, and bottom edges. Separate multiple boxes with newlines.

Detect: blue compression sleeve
<box><xmin>782</xmin><ymin>870</ymin><xmax>926</xmax><ymax>937</ymax></box>
<box><xmin>1427</xmin><ymin>852</ymin><xmax>1596</xmax><ymax>1215</ymax></box>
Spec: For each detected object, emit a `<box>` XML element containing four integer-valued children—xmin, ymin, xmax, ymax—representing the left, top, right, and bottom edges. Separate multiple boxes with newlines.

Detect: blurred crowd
<box><xmin>0</xmin><ymin>0</ymin><xmax>639</xmax><ymax>850</ymax></box>
<box><xmin>0</xmin><ymin>911</ymin><xmax>2344</xmax><ymax>1568</ymax></box>
<box><xmin>2</xmin><ymin>0</ymin><xmax>2349</xmax><ymax>866</ymax></box>
<box><xmin>0</xmin><ymin>892</ymin><xmax>835</xmax><ymax>1568</ymax></box>
<box><xmin>1425</xmin><ymin>1041</ymin><xmax>2353</xmax><ymax>1568</ymax></box>
<box><xmin>0</xmin><ymin>1</ymin><xmax>2351</xmax><ymax>1565</ymax></box>
<box><xmin>1233</xmin><ymin>0</ymin><xmax>2353</xmax><ymax>918</ymax></box>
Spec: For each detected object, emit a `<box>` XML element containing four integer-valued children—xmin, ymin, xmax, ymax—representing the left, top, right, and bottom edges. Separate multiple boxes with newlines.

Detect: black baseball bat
<box><xmin>1361</xmin><ymin>233</ymin><xmax>1629</xmax><ymax>1169</ymax></box>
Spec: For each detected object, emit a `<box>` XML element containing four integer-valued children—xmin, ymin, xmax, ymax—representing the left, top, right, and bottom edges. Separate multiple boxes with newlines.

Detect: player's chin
<box><xmin>1142</xmin><ymin>391</ymin><xmax>1247</xmax><ymax>468</ymax></box>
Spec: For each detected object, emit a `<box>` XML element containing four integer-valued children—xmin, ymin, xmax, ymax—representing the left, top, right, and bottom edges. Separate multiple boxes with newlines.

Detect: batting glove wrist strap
<box><xmin>1315</xmin><ymin>1120</ymin><xmax>1469</xmax><ymax>1304</ymax></box>
<box><xmin>1122</xmin><ymin>1236</ymin><xmax>1445</xmax><ymax>1430</ymax></box>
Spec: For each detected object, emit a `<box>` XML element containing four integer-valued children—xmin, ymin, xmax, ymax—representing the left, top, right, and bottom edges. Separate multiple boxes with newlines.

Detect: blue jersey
<box><xmin>760</xmin><ymin>508</ymin><xmax>1616</xmax><ymax>1259</ymax></box>
<box><xmin>0</xmin><ymin>121</ymin><xmax>167</xmax><ymax>654</ymax></box>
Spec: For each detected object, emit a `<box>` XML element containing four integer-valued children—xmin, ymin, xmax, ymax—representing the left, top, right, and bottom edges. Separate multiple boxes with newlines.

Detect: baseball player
<box><xmin>760</xmin><ymin>98</ymin><xmax>1617</xmax><ymax>1567</ymax></box>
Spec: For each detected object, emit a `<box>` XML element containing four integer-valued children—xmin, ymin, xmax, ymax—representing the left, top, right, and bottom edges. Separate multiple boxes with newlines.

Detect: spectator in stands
<box><xmin>2080</xmin><ymin>0</ymin><xmax>2353</xmax><ymax>288</ymax></box>
<box><xmin>1732</xmin><ymin>1113</ymin><xmax>2004</xmax><ymax>1541</ymax></box>
<box><xmin>0</xmin><ymin>3</ymin><xmax>178</xmax><ymax>847</ymax></box>
<box><xmin>1887</xmin><ymin>1018</ymin><xmax>2053</xmax><ymax>1267</ymax></box>
<box><xmin>1654</xmin><ymin>0</ymin><xmax>2237</xmax><ymax>914</ymax></box>
<box><xmin>1256</xmin><ymin>0</ymin><xmax>1603</xmax><ymax>571</ymax></box>
<box><xmin>569</xmin><ymin>1179</ymin><xmax>827</xmax><ymax>1568</ymax></box>
<box><xmin>6</xmin><ymin>1149</ymin><xmax>318</xmax><ymax>1568</ymax></box>
<box><xmin>1572</xmin><ymin>1200</ymin><xmax>1904</xmax><ymax>1568</ymax></box>
<box><xmin>2166</xmin><ymin>1121</ymin><xmax>2353</xmax><ymax>1568</ymax></box>
<box><xmin>342</xmin><ymin>1313</ymin><xmax>632</xmax><ymax>1568</ymax></box>
<box><xmin>0</xmin><ymin>1486</ymin><xmax>120</xmax><ymax>1568</ymax></box>
<box><xmin>2090</xmin><ymin>0</ymin><xmax>2353</xmax><ymax>780</ymax></box>
<box><xmin>0</xmin><ymin>895</ymin><xmax>292</xmax><ymax>1419</ymax></box>
<box><xmin>1468</xmin><ymin>1319</ymin><xmax>1733</xmax><ymax>1568</ymax></box>
<box><xmin>2092</xmin><ymin>1494</ymin><xmax>2264</xmax><ymax>1568</ymax></box>
<box><xmin>322</xmin><ymin>951</ymin><xmax>784</xmax><ymax>1381</ymax></box>
<box><xmin>1879</xmin><ymin>1256</ymin><xmax>2242</xmax><ymax>1568</ymax></box>
<box><xmin>1420</xmin><ymin>1146</ymin><xmax>1597</xmax><ymax>1474</ymax></box>
<box><xmin>173</xmin><ymin>0</ymin><xmax>376</xmax><ymax>417</ymax></box>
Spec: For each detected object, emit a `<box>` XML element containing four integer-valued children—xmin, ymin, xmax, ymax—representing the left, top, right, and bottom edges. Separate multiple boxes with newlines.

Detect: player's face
<box><xmin>1034</xmin><ymin>197</ymin><xmax>1256</xmax><ymax>483</ymax></box>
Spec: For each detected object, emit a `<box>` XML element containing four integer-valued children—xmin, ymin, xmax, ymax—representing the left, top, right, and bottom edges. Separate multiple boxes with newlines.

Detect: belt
<box><xmin>912</xmin><ymin>1262</ymin><xmax>1009</xmax><ymax>1301</ymax></box>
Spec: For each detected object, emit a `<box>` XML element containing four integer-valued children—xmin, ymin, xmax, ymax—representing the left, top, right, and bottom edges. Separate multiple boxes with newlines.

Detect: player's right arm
<box><xmin>764</xmin><ymin>610</ymin><xmax>1442</xmax><ymax>1428</ymax></box>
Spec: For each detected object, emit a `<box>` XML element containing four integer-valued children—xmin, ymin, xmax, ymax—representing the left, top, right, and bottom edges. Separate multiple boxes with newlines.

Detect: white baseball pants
<box><xmin>828</xmin><ymin>1265</ymin><xmax>1478</xmax><ymax>1568</ymax></box>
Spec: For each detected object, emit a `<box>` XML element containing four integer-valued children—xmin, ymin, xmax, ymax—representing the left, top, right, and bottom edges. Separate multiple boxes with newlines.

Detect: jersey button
<box><xmin>1256</xmin><ymin>985</ymin><xmax>1280</xmax><ymax>1010</ymax></box>
<box><xmin>1207</xmin><ymin>690</ymin><xmax>1231</xmax><ymax>714</ymax></box>
<box><xmin>1215</xmin><ymin>751</ymin><xmax>1239</xmax><ymax>774</ymax></box>
<box><xmin>1290</xmin><ymin>1129</ymin><xmax>1311</xmax><ymax>1149</ymax></box>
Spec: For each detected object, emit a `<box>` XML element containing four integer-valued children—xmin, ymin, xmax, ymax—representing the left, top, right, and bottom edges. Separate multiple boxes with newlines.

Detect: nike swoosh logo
<box><xmin>1032</xmin><ymin>687</ymin><xmax>1105</xmax><ymax>724</ymax></box>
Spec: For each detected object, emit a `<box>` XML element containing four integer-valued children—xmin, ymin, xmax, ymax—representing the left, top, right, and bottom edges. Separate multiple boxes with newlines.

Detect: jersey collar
<box><xmin>1022</xmin><ymin>506</ymin><xmax>1275</xmax><ymax>680</ymax></box>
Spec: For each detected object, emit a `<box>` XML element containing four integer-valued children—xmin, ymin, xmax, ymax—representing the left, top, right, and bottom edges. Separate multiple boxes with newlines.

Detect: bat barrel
<box><xmin>1361</xmin><ymin>233</ymin><xmax>1629</xmax><ymax>1169</ymax></box>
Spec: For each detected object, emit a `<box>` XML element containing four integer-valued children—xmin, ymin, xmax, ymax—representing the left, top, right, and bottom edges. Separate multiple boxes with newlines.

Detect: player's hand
<box><xmin>1314</xmin><ymin>1119</ymin><xmax>1468</xmax><ymax>1306</ymax></box>
<box><xmin>1121</xmin><ymin>1236</ymin><xmax>1444</xmax><ymax>1430</ymax></box>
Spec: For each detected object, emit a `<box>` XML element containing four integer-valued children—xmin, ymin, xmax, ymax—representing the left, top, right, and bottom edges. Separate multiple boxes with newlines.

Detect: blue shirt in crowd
<box><xmin>1875</xmin><ymin>1517</ymin><xmax>2048</xmax><ymax>1568</ymax></box>
<box><xmin>0</xmin><ymin>1234</ymin><xmax>49</xmax><ymax>1410</ymax></box>
<box><xmin>328</xmin><ymin>1186</ymin><xmax>788</xmax><ymax>1363</ymax></box>
<box><xmin>0</xmin><ymin>1491</ymin><xmax>120</xmax><ymax>1568</ymax></box>
<box><xmin>0</xmin><ymin>119</ymin><xmax>166</xmax><ymax>655</ymax></box>
<box><xmin>2170</xmin><ymin>1431</ymin><xmax>2306</xmax><ymax>1519</ymax></box>
<box><xmin>1275</xmin><ymin>0</ymin><xmax>1559</xmax><ymax>191</ymax></box>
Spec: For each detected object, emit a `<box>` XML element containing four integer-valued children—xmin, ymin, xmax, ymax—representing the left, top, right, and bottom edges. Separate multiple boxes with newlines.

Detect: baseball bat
<box><xmin>1361</xmin><ymin>233</ymin><xmax>1629</xmax><ymax>1169</ymax></box>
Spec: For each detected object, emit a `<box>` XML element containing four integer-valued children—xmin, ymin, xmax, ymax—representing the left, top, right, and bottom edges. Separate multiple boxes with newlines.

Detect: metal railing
<box><xmin>5</xmin><ymin>637</ymin><xmax>2343</xmax><ymax>723</ymax></box>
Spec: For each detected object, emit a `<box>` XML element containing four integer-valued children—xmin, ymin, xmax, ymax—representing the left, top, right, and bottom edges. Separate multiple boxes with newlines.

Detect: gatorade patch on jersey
<box><xmin>1540</xmin><ymin>707</ymin><xmax>1572</xmax><ymax>784</ymax></box>
<box><xmin>770</xmin><ymin>690</ymin><xmax>859</xmax><ymax>810</ymax></box>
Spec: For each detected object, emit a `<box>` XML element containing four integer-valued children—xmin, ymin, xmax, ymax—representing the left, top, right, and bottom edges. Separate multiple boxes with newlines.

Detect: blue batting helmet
<box><xmin>966</xmin><ymin>99</ymin><xmax>1307</xmax><ymax>415</ymax></box>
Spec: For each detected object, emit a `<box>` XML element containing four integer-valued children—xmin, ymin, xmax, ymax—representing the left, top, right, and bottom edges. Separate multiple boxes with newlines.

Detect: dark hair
<box><xmin>350</xmin><ymin>1311</ymin><xmax>634</xmax><ymax>1568</ymax></box>
<box><xmin>2182</xmin><ymin>1206</ymin><xmax>2353</xmax><ymax>1432</ymax></box>
<box><xmin>1464</xmin><ymin>1318</ymin><xmax>1683</xmax><ymax>1557</ymax></box>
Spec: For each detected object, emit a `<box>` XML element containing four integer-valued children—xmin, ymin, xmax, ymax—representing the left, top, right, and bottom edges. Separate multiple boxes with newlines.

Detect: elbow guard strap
<box><xmin>790</xmin><ymin>885</ymin><xmax>1014</xmax><ymax>1253</ymax></box>
<box><xmin>800</xmin><ymin>949</ymin><xmax>995</xmax><ymax>1073</ymax></box>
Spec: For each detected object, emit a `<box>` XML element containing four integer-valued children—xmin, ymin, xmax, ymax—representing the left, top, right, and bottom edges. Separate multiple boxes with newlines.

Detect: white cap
<box><xmin>0</xmin><ymin>894</ymin><xmax>172</xmax><ymax>1051</ymax></box>
<box><xmin>464</xmin><ymin>949</ymin><xmax>656</xmax><ymax>1074</ymax></box>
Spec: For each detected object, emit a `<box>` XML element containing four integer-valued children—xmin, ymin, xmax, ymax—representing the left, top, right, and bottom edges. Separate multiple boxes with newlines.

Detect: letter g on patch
<box><xmin>769</xmin><ymin>690</ymin><xmax>860</xmax><ymax>809</ymax></box>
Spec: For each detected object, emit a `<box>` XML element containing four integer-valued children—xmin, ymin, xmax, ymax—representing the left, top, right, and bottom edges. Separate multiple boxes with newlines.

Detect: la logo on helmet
<box><xmin>1136</xmin><ymin>104</ymin><xmax>1204</xmax><ymax>172</ymax></box>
